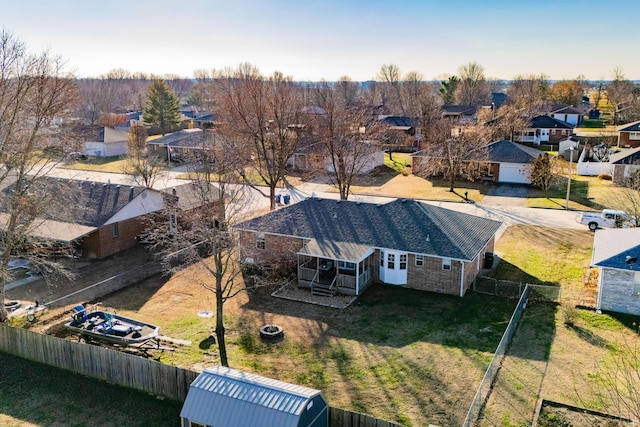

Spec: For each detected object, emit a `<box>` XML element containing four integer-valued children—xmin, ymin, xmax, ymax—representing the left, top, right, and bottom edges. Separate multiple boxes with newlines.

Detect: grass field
<box><xmin>80</xmin><ymin>265</ymin><xmax>516</xmax><ymax>427</ymax></box>
<box><xmin>0</xmin><ymin>352</ymin><xmax>182</xmax><ymax>426</ymax></box>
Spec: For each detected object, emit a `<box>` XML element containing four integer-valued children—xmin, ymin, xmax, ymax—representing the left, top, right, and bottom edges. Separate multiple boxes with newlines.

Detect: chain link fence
<box><xmin>463</xmin><ymin>285</ymin><xmax>531</xmax><ymax>426</ymax></box>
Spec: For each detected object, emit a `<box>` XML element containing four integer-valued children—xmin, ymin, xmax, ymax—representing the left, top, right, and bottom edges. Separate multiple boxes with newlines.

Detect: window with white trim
<box><xmin>442</xmin><ymin>258</ymin><xmax>451</xmax><ymax>270</ymax></box>
<box><xmin>551</xmin><ymin>129</ymin><xmax>556</xmax><ymax>135</ymax></box>
<box><xmin>630</xmin><ymin>132</ymin><xmax>640</xmax><ymax>140</ymax></box>
<box><xmin>399</xmin><ymin>254</ymin><xmax>407</xmax><ymax>270</ymax></box>
<box><xmin>380</xmin><ymin>251</ymin><xmax>385</xmax><ymax>267</ymax></box>
<box><xmin>387</xmin><ymin>253</ymin><xmax>395</xmax><ymax>269</ymax></box>
<box><xmin>256</xmin><ymin>232</ymin><xmax>265</xmax><ymax>250</ymax></box>
<box><xmin>338</xmin><ymin>261</ymin><xmax>356</xmax><ymax>271</ymax></box>
<box><xmin>415</xmin><ymin>255</ymin><xmax>424</xmax><ymax>266</ymax></box>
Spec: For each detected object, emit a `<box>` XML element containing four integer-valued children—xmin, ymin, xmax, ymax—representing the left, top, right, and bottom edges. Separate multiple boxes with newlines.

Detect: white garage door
<box><xmin>499</xmin><ymin>163</ymin><xmax>531</xmax><ymax>184</ymax></box>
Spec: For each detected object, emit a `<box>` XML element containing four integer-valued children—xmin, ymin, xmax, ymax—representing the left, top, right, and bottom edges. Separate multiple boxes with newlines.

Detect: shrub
<box><xmin>561</xmin><ymin>302</ymin><xmax>579</xmax><ymax>327</ymax></box>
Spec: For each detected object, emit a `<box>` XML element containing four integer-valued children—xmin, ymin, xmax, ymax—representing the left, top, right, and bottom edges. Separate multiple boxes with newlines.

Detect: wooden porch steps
<box><xmin>312</xmin><ymin>282</ymin><xmax>336</xmax><ymax>297</ymax></box>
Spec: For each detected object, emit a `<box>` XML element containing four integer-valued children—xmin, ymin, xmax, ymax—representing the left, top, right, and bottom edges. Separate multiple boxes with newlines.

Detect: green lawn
<box><xmin>493</xmin><ymin>226</ymin><xmax>594</xmax><ymax>288</ymax></box>
<box><xmin>0</xmin><ymin>352</ymin><xmax>182</xmax><ymax>426</ymax></box>
<box><xmin>92</xmin><ymin>272</ymin><xmax>516</xmax><ymax>427</ymax></box>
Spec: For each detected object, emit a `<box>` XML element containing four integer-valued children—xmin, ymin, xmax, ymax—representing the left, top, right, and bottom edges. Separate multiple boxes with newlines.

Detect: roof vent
<box><xmin>332</xmin><ymin>212</ymin><xmax>337</xmax><ymax>219</ymax></box>
<box><xmin>626</xmin><ymin>256</ymin><xmax>638</xmax><ymax>265</ymax></box>
<box><xmin>426</xmin><ymin>234</ymin><xmax>430</xmax><ymax>242</ymax></box>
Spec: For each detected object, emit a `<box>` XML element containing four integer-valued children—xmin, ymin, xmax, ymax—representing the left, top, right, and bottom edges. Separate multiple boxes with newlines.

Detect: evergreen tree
<box><xmin>143</xmin><ymin>80</ymin><xmax>181</xmax><ymax>135</ymax></box>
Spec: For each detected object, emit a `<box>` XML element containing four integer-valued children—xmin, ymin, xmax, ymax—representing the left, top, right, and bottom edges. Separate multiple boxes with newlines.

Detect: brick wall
<box><xmin>238</xmin><ymin>230</ymin><xmax>305</xmax><ymax>273</ymax></box>
<box><xmin>618</xmin><ymin>133</ymin><xmax>640</xmax><ymax>148</ymax></box>
<box><xmin>82</xmin><ymin>218</ymin><xmax>146</xmax><ymax>259</ymax></box>
<box><xmin>406</xmin><ymin>254</ymin><xmax>462</xmax><ymax>295</ymax></box>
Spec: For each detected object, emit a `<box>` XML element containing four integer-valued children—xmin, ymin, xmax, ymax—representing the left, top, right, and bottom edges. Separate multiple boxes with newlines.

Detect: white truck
<box><xmin>578</xmin><ymin>209</ymin><xmax>634</xmax><ymax>231</ymax></box>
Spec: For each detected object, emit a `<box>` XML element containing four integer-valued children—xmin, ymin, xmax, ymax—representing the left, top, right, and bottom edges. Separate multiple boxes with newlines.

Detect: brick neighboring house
<box><xmin>616</xmin><ymin>120</ymin><xmax>640</xmax><ymax>148</ymax></box>
<box><xmin>0</xmin><ymin>177</ymin><xmax>218</xmax><ymax>259</ymax></box>
<box><xmin>411</xmin><ymin>139</ymin><xmax>541</xmax><ymax>184</ymax></box>
<box><xmin>236</xmin><ymin>197</ymin><xmax>502</xmax><ymax>297</ymax></box>
<box><xmin>513</xmin><ymin>115</ymin><xmax>575</xmax><ymax>146</ymax></box>
<box><xmin>592</xmin><ymin>228</ymin><xmax>640</xmax><ymax>316</ymax></box>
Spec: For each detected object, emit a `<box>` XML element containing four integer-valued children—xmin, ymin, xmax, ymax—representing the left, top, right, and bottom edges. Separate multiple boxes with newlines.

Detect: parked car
<box><xmin>578</xmin><ymin>209</ymin><xmax>634</xmax><ymax>231</ymax></box>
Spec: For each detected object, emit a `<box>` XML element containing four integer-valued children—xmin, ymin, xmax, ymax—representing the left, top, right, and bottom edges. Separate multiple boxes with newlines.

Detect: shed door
<box><xmin>379</xmin><ymin>250</ymin><xmax>407</xmax><ymax>285</ymax></box>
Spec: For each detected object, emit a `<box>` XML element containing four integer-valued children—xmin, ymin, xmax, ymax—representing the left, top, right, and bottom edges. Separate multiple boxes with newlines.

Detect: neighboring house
<box><xmin>180</xmin><ymin>366</ymin><xmax>328</xmax><ymax>427</ymax></box>
<box><xmin>592</xmin><ymin>228</ymin><xmax>640</xmax><ymax>316</ymax></box>
<box><xmin>611</xmin><ymin>146</ymin><xmax>640</xmax><ymax>185</ymax></box>
<box><xmin>289</xmin><ymin>141</ymin><xmax>385</xmax><ymax>174</ymax></box>
<box><xmin>441</xmin><ymin>105</ymin><xmax>478</xmax><ymax>124</ymax></box>
<box><xmin>0</xmin><ymin>177</ymin><xmax>219</xmax><ymax>259</ymax></box>
<box><xmin>484</xmin><ymin>139</ymin><xmax>541</xmax><ymax>184</ymax></box>
<box><xmin>146</xmin><ymin>128</ymin><xmax>213</xmax><ymax>162</ymax></box>
<box><xmin>236</xmin><ymin>197</ymin><xmax>502</xmax><ymax>298</ymax></box>
<box><xmin>84</xmin><ymin>126</ymin><xmax>130</xmax><ymax>157</ymax></box>
<box><xmin>576</xmin><ymin>146</ymin><xmax>640</xmax><ymax>180</ymax></box>
<box><xmin>513</xmin><ymin>115</ymin><xmax>574</xmax><ymax>145</ymax></box>
<box><xmin>549</xmin><ymin>105</ymin><xmax>584</xmax><ymax>126</ymax></box>
<box><xmin>411</xmin><ymin>139</ymin><xmax>541</xmax><ymax>184</ymax></box>
<box><xmin>616</xmin><ymin>120</ymin><xmax>640</xmax><ymax>148</ymax></box>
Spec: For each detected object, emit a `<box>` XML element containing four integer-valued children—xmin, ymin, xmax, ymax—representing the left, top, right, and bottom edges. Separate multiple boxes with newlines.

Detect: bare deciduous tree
<box><xmin>312</xmin><ymin>82</ymin><xmax>382</xmax><ymax>200</ymax></box>
<box><xmin>506</xmin><ymin>74</ymin><xmax>550</xmax><ymax>109</ymax></box>
<box><xmin>143</xmin><ymin>132</ymin><xmax>251</xmax><ymax>367</ymax></box>
<box><xmin>455</xmin><ymin>62</ymin><xmax>490</xmax><ymax>106</ymax></box>
<box><xmin>126</xmin><ymin>123</ymin><xmax>164</xmax><ymax>188</ymax></box>
<box><xmin>214</xmin><ymin>64</ymin><xmax>302</xmax><ymax>210</ymax></box>
<box><xmin>0</xmin><ymin>30</ymin><xmax>78</xmax><ymax>321</ymax></box>
<box><xmin>413</xmin><ymin>119</ymin><xmax>489</xmax><ymax>192</ymax></box>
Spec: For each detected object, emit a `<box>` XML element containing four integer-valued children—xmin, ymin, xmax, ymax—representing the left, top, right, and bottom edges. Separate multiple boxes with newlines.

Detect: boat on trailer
<box><xmin>65</xmin><ymin>305</ymin><xmax>160</xmax><ymax>347</ymax></box>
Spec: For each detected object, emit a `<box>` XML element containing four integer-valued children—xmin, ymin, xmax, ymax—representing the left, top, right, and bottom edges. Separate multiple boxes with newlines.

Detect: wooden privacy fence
<box><xmin>0</xmin><ymin>323</ymin><xmax>198</xmax><ymax>401</ymax></box>
<box><xmin>0</xmin><ymin>324</ymin><xmax>407</xmax><ymax>426</ymax></box>
<box><xmin>329</xmin><ymin>407</ymin><xmax>404</xmax><ymax>427</ymax></box>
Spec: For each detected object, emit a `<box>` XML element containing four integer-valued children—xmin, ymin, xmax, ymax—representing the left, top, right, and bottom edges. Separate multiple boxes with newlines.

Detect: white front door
<box><xmin>379</xmin><ymin>250</ymin><xmax>407</xmax><ymax>285</ymax></box>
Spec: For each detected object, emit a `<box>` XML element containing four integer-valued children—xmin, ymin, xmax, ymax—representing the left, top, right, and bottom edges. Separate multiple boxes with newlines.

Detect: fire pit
<box><xmin>259</xmin><ymin>324</ymin><xmax>284</xmax><ymax>339</ymax></box>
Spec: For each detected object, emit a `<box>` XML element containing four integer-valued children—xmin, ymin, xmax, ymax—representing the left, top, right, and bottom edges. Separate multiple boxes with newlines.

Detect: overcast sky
<box><xmin>2</xmin><ymin>0</ymin><xmax>639</xmax><ymax>81</ymax></box>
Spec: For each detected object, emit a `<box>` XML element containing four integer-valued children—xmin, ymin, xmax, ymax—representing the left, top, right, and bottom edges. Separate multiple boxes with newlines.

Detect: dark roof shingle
<box><xmin>237</xmin><ymin>198</ymin><xmax>501</xmax><ymax>261</ymax></box>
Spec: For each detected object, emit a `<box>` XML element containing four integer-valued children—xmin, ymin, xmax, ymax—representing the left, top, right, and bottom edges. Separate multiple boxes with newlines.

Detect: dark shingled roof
<box><xmin>487</xmin><ymin>140</ymin><xmax>541</xmax><ymax>164</ymax></box>
<box><xmin>617</xmin><ymin>120</ymin><xmax>640</xmax><ymax>132</ymax></box>
<box><xmin>592</xmin><ymin>228</ymin><xmax>640</xmax><ymax>272</ymax></box>
<box><xmin>0</xmin><ymin>177</ymin><xmax>147</xmax><ymax>228</ymax></box>
<box><xmin>237</xmin><ymin>198</ymin><xmax>502</xmax><ymax>261</ymax></box>
<box><xmin>147</xmin><ymin>129</ymin><xmax>208</xmax><ymax>148</ymax></box>
<box><xmin>529</xmin><ymin>115</ymin><xmax>574</xmax><ymax>129</ymax></box>
<box><xmin>441</xmin><ymin>105</ymin><xmax>478</xmax><ymax>116</ymax></box>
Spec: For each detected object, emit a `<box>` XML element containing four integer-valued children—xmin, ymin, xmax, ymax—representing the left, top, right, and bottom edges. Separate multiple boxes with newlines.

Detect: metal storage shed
<box><xmin>180</xmin><ymin>366</ymin><xmax>328</xmax><ymax>427</ymax></box>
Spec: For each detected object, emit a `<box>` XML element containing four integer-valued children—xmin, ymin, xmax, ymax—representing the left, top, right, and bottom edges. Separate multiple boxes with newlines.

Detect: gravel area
<box><xmin>271</xmin><ymin>281</ymin><xmax>357</xmax><ymax>309</ymax></box>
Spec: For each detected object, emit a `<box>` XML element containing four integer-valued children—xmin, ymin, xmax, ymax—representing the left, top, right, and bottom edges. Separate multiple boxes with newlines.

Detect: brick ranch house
<box><xmin>236</xmin><ymin>197</ymin><xmax>502</xmax><ymax>297</ymax></box>
<box><xmin>0</xmin><ymin>177</ymin><xmax>219</xmax><ymax>259</ymax></box>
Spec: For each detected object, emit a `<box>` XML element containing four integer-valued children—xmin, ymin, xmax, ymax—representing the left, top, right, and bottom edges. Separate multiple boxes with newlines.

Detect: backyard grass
<box><xmin>493</xmin><ymin>225</ymin><xmax>593</xmax><ymax>288</ymax></box>
<box><xmin>482</xmin><ymin>301</ymin><xmax>640</xmax><ymax>426</ymax></box>
<box><xmin>82</xmin><ymin>265</ymin><xmax>517</xmax><ymax>427</ymax></box>
<box><xmin>0</xmin><ymin>351</ymin><xmax>182</xmax><ymax>426</ymax></box>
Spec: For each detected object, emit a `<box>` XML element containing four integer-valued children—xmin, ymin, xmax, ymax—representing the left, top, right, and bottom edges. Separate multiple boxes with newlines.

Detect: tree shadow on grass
<box><xmin>567</xmin><ymin>324</ymin><xmax>608</xmax><ymax>347</ymax></box>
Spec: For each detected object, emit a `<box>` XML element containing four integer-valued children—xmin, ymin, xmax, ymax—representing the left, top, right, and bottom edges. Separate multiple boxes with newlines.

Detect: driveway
<box><xmin>480</xmin><ymin>184</ymin><xmax>531</xmax><ymax>207</ymax></box>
